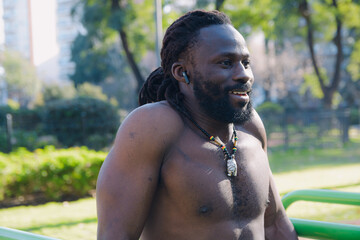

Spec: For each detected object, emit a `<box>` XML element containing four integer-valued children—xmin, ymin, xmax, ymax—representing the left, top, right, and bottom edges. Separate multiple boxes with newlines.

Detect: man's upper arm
<box><xmin>264</xmin><ymin>174</ymin><xmax>298</xmax><ymax>239</ymax></box>
<box><xmin>96</xmin><ymin>104</ymin><xmax>181</xmax><ymax>239</ymax></box>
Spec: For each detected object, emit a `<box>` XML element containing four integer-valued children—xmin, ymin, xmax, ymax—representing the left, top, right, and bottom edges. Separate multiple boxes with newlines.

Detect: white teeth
<box><xmin>230</xmin><ymin>91</ymin><xmax>247</xmax><ymax>95</ymax></box>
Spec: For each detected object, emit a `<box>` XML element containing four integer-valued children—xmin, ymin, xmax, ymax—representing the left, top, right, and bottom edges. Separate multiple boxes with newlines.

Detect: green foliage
<box><xmin>301</xmin><ymin>70</ymin><xmax>326</xmax><ymax>99</ymax></box>
<box><xmin>348</xmin><ymin>40</ymin><xmax>360</xmax><ymax>81</ymax></box>
<box><xmin>77</xmin><ymin>82</ymin><xmax>108</xmax><ymax>102</ymax></box>
<box><xmin>11</xmin><ymin>131</ymin><xmax>38</xmax><ymax>150</ymax></box>
<box><xmin>0</xmin><ymin>146</ymin><xmax>106</xmax><ymax>202</ymax></box>
<box><xmin>349</xmin><ymin>107</ymin><xmax>359</xmax><ymax>125</ymax></box>
<box><xmin>7</xmin><ymin>99</ymin><xmax>20</xmax><ymax>110</ymax></box>
<box><xmin>0</xmin><ymin>96</ymin><xmax>119</xmax><ymax>152</ymax></box>
<box><xmin>0</xmin><ymin>50</ymin><xmax>41</xmax><ymax>107</ymax></box>
<box><xmin>42</xmin><ymin>83</ymin><xmax>76</xmax><ymax>102</ymax></box>
<box><xmin>0</xmin><ymin>131</ymin><xmax>61</xmax><ymax>152</ymax></box>
<box><xmin>256</xmin><ymin>101</ymin><xmax>284</xmax><ymax>134</ymax></box>
<box><xmin>266</xmin><ymin>0</ymin><xmax>306</xmax><ymax>46</ymax></box>
<box><xmin>0</xmin><ymin>105</ymin><xmax>44</xmax><ymax>152</ymax></box>
<box><xmin>70</xmin><ymin>0</ymin><xmax>155</xmax><ymax>87</ymax></box>
<box><xmin>256</xmin><ymin>101</ymin><xmax>284</xmax><ymax>115</ymax></box>
<box><xmin>0</xmin><ymin>128</ymin><xmax>7</xmax><ymax>152</ymax></box>
<box><xmin>43</xmin><ymin>97</ymin><xmax>119</xmax><ymax>148</ymax></box>
<box><xmin>224</xmin><ymin>0</ymin><xmax>277</xmax><ymax>37</ymax></box>
<box><xmin>338</xmin><ymin>0</ymin><xmax>360</xmax><ymax>29</ymax></box>
<box><xmin>311</xmin><ymin>1</ymin><xmax>337</xmax><ymax>41</ymax></box>
<box><xmin>123</xmin><ymin>0</ymin><xmax>156</xmax><ymax>61</ymax></box>
<box><xmin>70</xmin><ymin>34</ymin><xmax>115</xmax><ymax>86</ymax></box>
<box><xmin>0</xmin><ymin>106</ymin><xmax>42</xmax><ymax>131</ymax></box>
<box><xmin>107</xmin><ymin>6</ymin><xmax>126</xmax><ymax>31</ymax></box>
<box><xmin>84</xmin><ymin>134</ymin><xmax>114</xmax><ymax>151</ymax></box>
<box><xmin>42</xmin><ymin>82</ymin><xmax>115</xmax><ymax>105</ymax></box>
<box><xmin>0</xmin><ymin>104</ymin><xmax>15</xmax><ymax>120</ymax></box>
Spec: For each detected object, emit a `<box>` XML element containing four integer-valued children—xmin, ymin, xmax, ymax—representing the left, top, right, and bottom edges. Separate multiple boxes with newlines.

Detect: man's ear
<box><xmin>171</xmin><ymin>62</ymin><xmax>189</xmax><ymax>84</ymax></box>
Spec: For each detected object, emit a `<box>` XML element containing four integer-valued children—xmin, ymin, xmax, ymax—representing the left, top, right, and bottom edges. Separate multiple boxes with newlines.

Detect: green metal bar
<box><xmin>0</xmin><ymin>227</ymin><xmax>59</xmax><ymax>240</ymax></box>
<box><xmin>282</xmin><ymin>189</ymin><xmax>360</xmax><ymax>209</ymax></box>
<box><xmin>282</xmin><ymin>189</ymin><xmax>360</xmax><ymax>240</ymax></box>
<box><xmin>290</xmin><ymin>218</ymin><xmax>360</xmax><ymax>240</ymax></box>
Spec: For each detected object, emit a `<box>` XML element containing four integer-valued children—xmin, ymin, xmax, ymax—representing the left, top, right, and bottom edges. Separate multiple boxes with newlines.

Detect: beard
<box><xmin>193</xmin><ymin>75</ymin><xmax>253</xmax><ymax>125</ymax></box>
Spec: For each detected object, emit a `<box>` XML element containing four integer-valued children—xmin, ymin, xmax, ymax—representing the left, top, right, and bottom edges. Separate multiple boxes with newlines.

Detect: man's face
<box><xmin>189</xmin><ymin>24</ymin><xmax>254</xmax><ymax>124</ymax></box>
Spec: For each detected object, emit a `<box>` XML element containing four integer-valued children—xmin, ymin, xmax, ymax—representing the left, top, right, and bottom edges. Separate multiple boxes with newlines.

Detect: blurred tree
<box><xmin>71</xmin><ymin>0</ymin><xmax>157</xmax><ymax>94</ymax></box>
<box><xmin>76</xmin><ymin>82</ymin><xmax>119</xmax><ymax>106</ymax></box>
<box><xmin>42</xmin><ymin>83</ymin><xmax>76</xmax><ymax>102</ymax></box>
<box><xmin>70</xmin><ymin>34</ymin><xmax>115</xmax><ymax>87</ymax></box>
<box><xmin>215</xmin><ymin>0</ymin><xmax>225</xmax><ymax>10</ymax></box>
<box><xmin>347</xmin><ymin>10</ymin><xmax>360</xmax><ymax>85</ymax></box>
<box><xmin>0</xmin><ymin>50</ymin><xmax>41</xmax><ymax>107</ymax></box>
<box><xmin>297</xmin><ymin>0</ymin><xmax>342</xmax><ymax>108</ymax></box>
<box><xmin>280</xmin><ymin>0</ymin><xmax>360</xmax><ymax>108</ymax></box>
<box><xmin>77</xmin><ymin>82</ymin><xmax>108</xmax><ymax>101</ymax></box>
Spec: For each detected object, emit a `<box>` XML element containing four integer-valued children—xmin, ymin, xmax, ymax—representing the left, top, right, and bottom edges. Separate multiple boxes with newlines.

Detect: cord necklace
<box><xmin>185</xmin><ymin>116</ymin><xmax>238</xmax><ymax>177</ymax></box>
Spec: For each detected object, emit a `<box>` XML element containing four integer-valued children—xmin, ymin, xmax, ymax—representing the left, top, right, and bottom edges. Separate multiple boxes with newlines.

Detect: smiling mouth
<box><xmin>229</xmin><ymin>90</ymin><xmax>250</xmax><ymax>96</ymax></box>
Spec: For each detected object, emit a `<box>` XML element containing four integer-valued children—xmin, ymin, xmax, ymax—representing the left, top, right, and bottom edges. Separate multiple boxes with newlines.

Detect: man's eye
<box><xmin>242</xmin><ymin>60</ymin><xmax>251</xmax><ymax>69</ymax></box>
<box><xmin>220</xmin><ymin>60</ymin><xmax>232</xmax><ymax>66</ymax></box>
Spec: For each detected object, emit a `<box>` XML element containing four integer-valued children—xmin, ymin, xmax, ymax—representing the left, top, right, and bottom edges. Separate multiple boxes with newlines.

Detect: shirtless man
<box><xmin>96</xmin><ymin>10</ymin><xmax>298</xmax><ymax>240</ymax></box>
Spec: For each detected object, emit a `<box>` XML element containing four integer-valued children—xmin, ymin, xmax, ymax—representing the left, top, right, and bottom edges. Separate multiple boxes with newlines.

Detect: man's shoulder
<box><xmin>127</xmin><ymin>101</ymin><xmax>182</xmax><ymax>124</ymax></box>
<box><xmin>120</xmin><ymin>101</ymin><xmax>184</xmax><ymax>138</ymax></box>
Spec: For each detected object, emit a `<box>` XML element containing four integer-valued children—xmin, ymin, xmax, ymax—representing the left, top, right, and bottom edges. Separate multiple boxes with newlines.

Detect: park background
<box><xmin>0</xmin><ymin>0</ymin><xmax>360</xmax><ymax>239</ymax></box>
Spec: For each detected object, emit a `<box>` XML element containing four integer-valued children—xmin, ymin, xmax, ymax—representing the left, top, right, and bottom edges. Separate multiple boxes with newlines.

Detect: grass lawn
<box><xmin>0</xmin><ymin>198</ymin><xmax>97</xmax><ymax>240</ymax></box>
<box><xmin>0</xmin><ymin>140</ymin><xmax>359</xmax><ymax>239</ymax></box>
<box><xmin>274</xmin><ymin>165</ymin><xmax>360</xmax><ymax>222</ymax></box>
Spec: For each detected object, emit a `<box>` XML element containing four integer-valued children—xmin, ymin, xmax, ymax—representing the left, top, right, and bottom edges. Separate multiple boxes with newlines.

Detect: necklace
<box><xmin>187</xmin><ymin>118</ymin><xmax>238</xmax><ymax>177</ymax></box>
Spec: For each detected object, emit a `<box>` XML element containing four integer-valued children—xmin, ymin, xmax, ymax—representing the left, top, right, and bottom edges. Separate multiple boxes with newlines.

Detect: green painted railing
<box><xmin>1</xmin><ymin>189</ymin><xmax>359</xmax><ymax>239</ymax></box>
<box><xmin>282</xmin><ymin>189</ymin><xmax>360</xmax><ymax>240</ymax></box>
<box><xmin>0</xmin><ymin>227</ymin><xmax>59</xmax><ymax>240</ymax></box>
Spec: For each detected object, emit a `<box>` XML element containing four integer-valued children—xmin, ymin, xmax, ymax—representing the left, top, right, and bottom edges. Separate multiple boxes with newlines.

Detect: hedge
<box><xmin>0</xmin><ymin>146</ymin><xmax>107</xmax><ymax>205</ymax></box>
<box><xmin>0</xmin><ymin>106</ymin><xmax>42</xmax><ymax>131</ymax></box>
<box><xmin>43</xmin><ymin>97</ymin><xmax>119</xmax><ymax>148</ymax></box>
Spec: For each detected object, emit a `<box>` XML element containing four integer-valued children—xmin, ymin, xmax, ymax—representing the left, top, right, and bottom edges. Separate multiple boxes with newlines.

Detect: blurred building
<box><xmin>56</xmin><ymin>0</ymin><xmax>79</xmax><ymax>82</ymax></box>
<box><xmin>0</xmin><ymin>0</ymin><xmax>5</xmax><ymax>50</ymax></box>
<box><xmin>0</xmin><ymin>0</ymin><xmax>5</xmax><ymax>105</ymax></box>
<box><xmin>2</xmin><ymin>0</ymin><xmax>33</xmax><ymax>62</ymax></box>
<box><xmin>1</xmin><ymin>0</ymin><xmax>79</xmax><ymax>83</ymax></box>
<box><xmin>0</xmin><ymin>66</ymin><xmax>6</xmax><ymax>106</ymax></box>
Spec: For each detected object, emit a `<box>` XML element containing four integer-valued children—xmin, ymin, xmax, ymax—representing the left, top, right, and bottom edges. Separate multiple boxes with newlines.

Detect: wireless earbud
<box><xmin>182</xmin><ymin>72</ymin><xmax>190</xmax><ymax>84</ymax></box>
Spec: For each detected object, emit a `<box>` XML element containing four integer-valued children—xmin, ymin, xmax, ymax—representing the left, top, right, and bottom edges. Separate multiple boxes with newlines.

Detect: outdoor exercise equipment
<box><xmin>0</xmin><ymin>226</ymin><xmax>59</xmax><ymax>240</ymax></box>
<box><xmin>282</xmin><ymin>189</ymin><xmax>360</xmax><ymax>240</ymax></box>
<box><xmin>0</xmin><ymin>189</ymin><xmax>359</xmax><ymax>239</ymax></box>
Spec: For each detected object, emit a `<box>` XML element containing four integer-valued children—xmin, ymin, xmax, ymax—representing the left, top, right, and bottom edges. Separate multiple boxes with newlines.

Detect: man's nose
<box><xmin>232</xmin><ymin>62</ymin><xmax>252</xmax><ymax>83</ymax></box>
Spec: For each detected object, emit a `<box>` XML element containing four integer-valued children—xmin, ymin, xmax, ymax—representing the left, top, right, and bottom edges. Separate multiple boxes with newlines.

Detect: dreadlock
<box><xmin>138</xmin><ymin>10</ymin><xmax>232</xmax><ymax>117</ymax></box>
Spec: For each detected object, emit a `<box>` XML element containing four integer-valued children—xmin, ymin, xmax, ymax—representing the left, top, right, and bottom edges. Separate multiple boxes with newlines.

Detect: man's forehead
<box><xmin>196</xmin><ymin>24</ymin><xmax>249</xmax><ymax>56</ymax></box>
<box><xmin>198</xmin><ymin>24</ymin><xmax>245</xmax><ymax>42</ymax></box>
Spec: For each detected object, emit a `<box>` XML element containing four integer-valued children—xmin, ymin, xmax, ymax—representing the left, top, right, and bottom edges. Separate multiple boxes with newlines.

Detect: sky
<box><xmin>30</xmin><ymin>0</ymin><xmax>59</xmax><ymax>66</ymax></box>
<box><xmin>0</xmin><ymin>0</ymin><xmax>58</xmax><ymax>66</ymax></box>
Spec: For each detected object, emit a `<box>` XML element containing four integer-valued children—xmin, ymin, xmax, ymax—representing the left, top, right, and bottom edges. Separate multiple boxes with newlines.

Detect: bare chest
<box><xmin>159</xmin><ymin>132</ymin><xmax>270</xmax><ymax>222</ymax></box>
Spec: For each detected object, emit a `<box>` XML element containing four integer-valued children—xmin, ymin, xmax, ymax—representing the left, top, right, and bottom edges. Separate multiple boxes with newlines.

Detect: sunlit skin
<box><xmin>96</xmin><ymin>24</ymin><xmax>298</xmax><ymax>240</ymax></box>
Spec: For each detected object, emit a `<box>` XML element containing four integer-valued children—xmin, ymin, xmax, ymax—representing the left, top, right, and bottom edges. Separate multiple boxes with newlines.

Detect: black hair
<box><xmin>138</xmin><ymin>10</ymin><xmax>232</xmax><ymax>113</ymax></box>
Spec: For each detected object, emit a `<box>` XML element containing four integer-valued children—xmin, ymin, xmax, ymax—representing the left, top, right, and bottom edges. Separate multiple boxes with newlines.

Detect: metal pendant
<box><xmin>227</xmin><ymin>155</ymin><xmax>237</xmax><ymax>177</ymax></box>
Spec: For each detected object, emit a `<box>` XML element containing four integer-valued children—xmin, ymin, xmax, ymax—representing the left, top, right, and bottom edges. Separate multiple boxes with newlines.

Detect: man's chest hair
<box><xmin>159</xmin><ymin>142</ymin><xmax>270</xmax><ymax>220</ymax></box>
